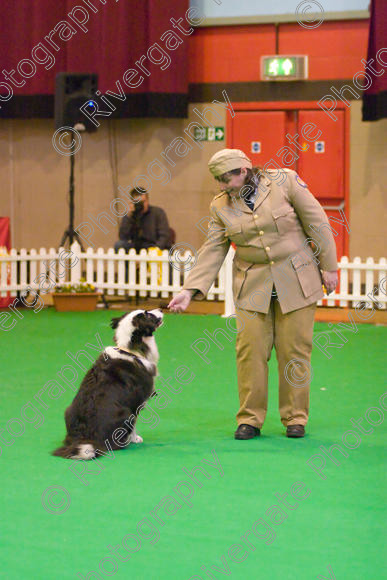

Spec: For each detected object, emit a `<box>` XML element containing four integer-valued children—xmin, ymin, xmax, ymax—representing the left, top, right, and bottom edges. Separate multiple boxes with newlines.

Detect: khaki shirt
<box><xmin>183</xmin><ymin>169</ymin><xmax>338</xmax><ymax>314</ymax></box>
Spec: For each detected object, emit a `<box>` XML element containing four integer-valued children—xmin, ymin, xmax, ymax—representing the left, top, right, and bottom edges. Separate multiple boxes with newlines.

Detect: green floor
<box><xmin>0</xmin><ymin>309</ymin><xmax>386</xmax><ymax>580</ymax></box>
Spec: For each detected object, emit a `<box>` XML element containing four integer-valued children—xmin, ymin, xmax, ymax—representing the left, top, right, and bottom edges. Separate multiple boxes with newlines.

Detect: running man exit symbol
<box><xmin>207</xmin><ymin>127</ymin><xmax>216</xmax><ymax>141</ymax></box>
<box><xmin>268</xmin><ymin>60</ymin><xmax>280</xmax><ymax>75</ymax></box>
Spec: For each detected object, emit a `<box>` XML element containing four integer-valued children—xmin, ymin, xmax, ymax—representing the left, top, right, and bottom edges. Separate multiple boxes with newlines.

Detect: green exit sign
<box><xmin>193</xmin><ymin>127</ymin><xmax>225</xmax><ymax>141</ymax></box>
<box><xmin>261</xmin><ymin>55</ymin><xmax>308</xmax><ymax>81</ymax></box>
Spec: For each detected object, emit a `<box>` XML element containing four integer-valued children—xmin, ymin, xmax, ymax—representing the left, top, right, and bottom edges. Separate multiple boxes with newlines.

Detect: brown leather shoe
<box><xmin>286</xmin><ymin>425</ymin><xmax>305</xmax><ymax>438</ymax></box>
<box><xmin>235</xmin><ymin>424</ymin><xmax>261</xmax><ymax>440</ymax></box>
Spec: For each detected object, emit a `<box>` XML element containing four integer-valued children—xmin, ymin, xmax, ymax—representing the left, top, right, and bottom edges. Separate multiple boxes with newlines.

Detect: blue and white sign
<box><xmin>315</xmin><ymin>141</ymin><xmax>325</xmax><ymax>153</ymax></box>
<box><xmin>251</xmin><ymin>141</ymin><xmax>262</xmax><ymax>153</ymax></box>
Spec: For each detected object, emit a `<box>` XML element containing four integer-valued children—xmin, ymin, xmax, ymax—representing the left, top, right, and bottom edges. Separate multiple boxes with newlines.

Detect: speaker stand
<box><xmin>59</xmin><ymin>140</ymin><xmax>85</xmax><ymax>251</ymax></box>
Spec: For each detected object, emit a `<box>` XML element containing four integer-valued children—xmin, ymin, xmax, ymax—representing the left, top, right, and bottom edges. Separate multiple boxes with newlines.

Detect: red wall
<box><xmin>188</xmin><ymin>20</ymin><xmax>369</xmax><ymax>84</ymax></box>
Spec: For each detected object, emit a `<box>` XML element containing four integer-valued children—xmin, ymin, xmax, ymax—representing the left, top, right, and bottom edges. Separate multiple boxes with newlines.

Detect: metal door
<box><xmin>229</xmin><ymin>107</ymin><xmax>348</xmax><ymax>260</ymax></box>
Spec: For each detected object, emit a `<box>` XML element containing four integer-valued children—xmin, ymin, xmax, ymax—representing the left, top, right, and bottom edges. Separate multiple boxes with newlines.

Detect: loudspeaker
<box><xmin>55</xmin><ymin>73</ymin><xmax>98</xmax><ymax>132</ymax></box>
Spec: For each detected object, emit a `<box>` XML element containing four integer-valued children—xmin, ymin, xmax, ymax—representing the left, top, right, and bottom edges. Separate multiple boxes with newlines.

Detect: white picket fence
<box><xmin>223</xmin><ymin>250</ymin><xmax>387</xmax><ymax>316</ymax></box>
<box><xmin>0</xmin><ymin>243</ymin><xmax>386</xmax><ymax>316</ymax></box>
<box><xmin>0</xmin><ymin>243</ymin><xmax>225</xmax><ymax>301</ymax></box>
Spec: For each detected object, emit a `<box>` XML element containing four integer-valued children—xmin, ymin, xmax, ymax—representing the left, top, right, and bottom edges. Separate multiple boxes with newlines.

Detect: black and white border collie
<box><xmin>52</xmin><ymin>309</ymin><xmax>163</xmax><ymax>460</ymax></box>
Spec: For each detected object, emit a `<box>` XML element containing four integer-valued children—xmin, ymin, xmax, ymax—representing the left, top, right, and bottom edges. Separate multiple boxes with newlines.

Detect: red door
<box><xmin>231</xmin><ymin>111</ymin><xmax>289</xmax><ymax>168</ymax></box>
<box><xmin>229</xmin><ymin>107</ymin><xmax>348</xmax><ymax>260</ymax></box>
<box><xmin>297</xmin><ymin>110</ymin><xmax>345</xmax><ymax>201</ymax></box>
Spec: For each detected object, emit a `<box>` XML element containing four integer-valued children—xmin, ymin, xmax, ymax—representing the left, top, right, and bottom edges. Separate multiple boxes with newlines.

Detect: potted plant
<box><xmin>52</xmin><ymin>279</ymin><xmax>99</xmax><ymax>312</ymax></box>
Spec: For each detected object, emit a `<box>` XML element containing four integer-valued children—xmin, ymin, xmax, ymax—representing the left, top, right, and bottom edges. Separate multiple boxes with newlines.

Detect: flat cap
<box><xmin>208</xmin><ymin>148</ymin><xmax>252</xmax><ymax>177</ymax></box>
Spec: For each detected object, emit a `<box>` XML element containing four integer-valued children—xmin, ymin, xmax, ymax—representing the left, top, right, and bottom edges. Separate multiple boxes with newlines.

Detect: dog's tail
<box><xmin>52</xmin><ymin>442</ymin><xmax>96</xmax><ymax>460</ymax></box>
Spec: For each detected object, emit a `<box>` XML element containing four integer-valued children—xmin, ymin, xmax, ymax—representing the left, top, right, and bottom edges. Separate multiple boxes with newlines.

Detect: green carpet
<box><xmin>0</xmin><ymin>309</ymin><xmax>386</xmax><ymax>580</ymax></box>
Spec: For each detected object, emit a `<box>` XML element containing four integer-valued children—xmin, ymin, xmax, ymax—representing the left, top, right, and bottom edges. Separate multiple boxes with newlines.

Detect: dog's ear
<box><xmin>110</xmin><ymin>316</ymin><xmax>124</xmax><ymax>329</ymax></box>
<box><xmin>131</xmin><ymin>312</ymin><xmax>146</xmax><ymax>328</ymax></box>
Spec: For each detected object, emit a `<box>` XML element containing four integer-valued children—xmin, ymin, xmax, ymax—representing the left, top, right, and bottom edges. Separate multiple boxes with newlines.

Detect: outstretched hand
<box><xmin>168</xmin><ymin>290</ymin><xmax>193</xmax><ymax>313</ymax></box>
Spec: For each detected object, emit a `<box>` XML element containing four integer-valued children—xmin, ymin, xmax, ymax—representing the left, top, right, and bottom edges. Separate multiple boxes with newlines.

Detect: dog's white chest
<box><xmin>104</xmin><ymin>346</ymin><xmax>156</xmax><ymax>375</ymax></box>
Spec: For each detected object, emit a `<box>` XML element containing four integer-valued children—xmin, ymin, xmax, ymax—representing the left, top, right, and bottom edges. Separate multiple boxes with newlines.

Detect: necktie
<box><xmin>244</xmin><ymin>187</ymin><xmax>257</xmax><ymax>211</ymax></box>
<box><xmin>244</xmin><ymin>196</ymin><xmax>254</xmax><ymax>211</ymax></box>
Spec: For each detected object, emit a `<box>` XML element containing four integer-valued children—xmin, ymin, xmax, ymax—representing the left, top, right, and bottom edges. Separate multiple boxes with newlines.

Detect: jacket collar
<box><xmin>253</xmin><ymin>175</ymin><xmax>272</xmax><ymax>211</ymax></box>
<box><xmin>228</xmin><ymin>175</ymin><xmax>272</xmax><ymax>214</ymax></box>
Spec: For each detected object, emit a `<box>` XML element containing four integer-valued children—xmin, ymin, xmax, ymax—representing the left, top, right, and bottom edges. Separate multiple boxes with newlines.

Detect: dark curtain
<box><xmin>362</xmin><ymin>0</ymin><xmax>387</xmax><ymax>121</ymax></box>
<box><xmin>0</xmin><ymin>0</ymin><xmax>189</xmax><ymax>118</ymax></box>
<box><xmin>0</xmin><ymin>217</ymin><xmax>12</xmax><ymax>308</ymax></box>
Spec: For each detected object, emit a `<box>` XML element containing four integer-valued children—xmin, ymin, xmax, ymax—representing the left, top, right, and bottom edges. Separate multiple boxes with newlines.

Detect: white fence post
<box><xmin>117</xmin><ymin>248</ymin><xmax>126</xmax><ymax>296</ymax></box>
<box><xmin>0</xmin><ymin>249</ymin><xmax>8</xmax><ymax>297</ymax></box>
<box><xmin>352</xmin><ymin>256</ymin><xmax>362</xmax><ymax>305</ymax></box>
<box><xmin>70</xmin><ymin>242</ymin><xmax>82</xmax><ymax>284</ymax></box>
<box><xmin>171</xmin><ymin>258</ymin><xmax>180</xmax><ymax>295</ymax></box>
<box><xmin>85</xmin><ymin>248</ymin><xmax>94</xmax><ymax>287</ymax></box>
<box><xmin>107</xmin><ymin>247</ymin><xmax>115</xmax><ymax>296</ymax></box>
<box><xmin>128</xmin><ymin>249</ymin><xmax>137</xmax><ymax>297</ymax></box>
<box><xmin>365</xmin><ymin>257</ymin><xmax>375</xmax><ymax>308</ymax></box>
<box><xmin>161</xmin><ymin>250</ymin><xmax>170</xmax><ymax>298</ymax></box>
<box><xmin>38</xmin><ymin>248</ymin><xmax>46</xmax><ymax>292</ymax></box>
<box><xmin>377</xmin><ymin>258</ymin><xmax>386</xmax><ymax>310</ymax></box>
<box><xmin>339</xmin><ymin>256</ymin><xmax>349</xmax><ymax>307</ymax></box>
<box><xmin>30</xmin><ymin>248</ymin><xmax>37</xmax><ymax>289</ymax></box>
<box><xmin>20</xmin><ymin>248</ymin><xmax>27</xmax><ymax>292</ymax></box>
<box><xmin>48</xmin><ymin>247</ymin><xmax>57</xmax><ymax>291</ymax></box>
<box><xmin>149</xmin><ymin>248</ymin><xmax>159</xmax><ymax>298</ymax></box>
<box><xmin>139</xmin><ymin>249</ymin><xmax>148</xmax><ymax>297</ymax></box>
<box><xmin>96</xmin><ymin>247</ymin><xmax>105</xmax><ymax>290</ymax></box>
<box><xmin>10</xmin><ymin>248</ymin><xmax>17</xmax><ymax>296</ymax></box>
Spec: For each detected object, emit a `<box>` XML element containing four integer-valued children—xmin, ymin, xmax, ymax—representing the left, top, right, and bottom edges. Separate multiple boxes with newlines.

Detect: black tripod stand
<box><xmin>59</xmin><ymin>139</ymin><xmax>85</xmax><ymax>250</ymax></box>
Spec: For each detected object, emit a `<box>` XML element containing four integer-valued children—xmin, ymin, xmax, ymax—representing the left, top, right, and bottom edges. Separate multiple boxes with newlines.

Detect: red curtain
<box><xmin>0</xmin><ymin>0</ymin><xmax>189</xmax><ymax>117</ymax></box>
<box><xmin>362</xmin><ymin>0</ymin><xmax>387</xmax><ymax>121</ymax></box>
<box><xmin>0</xmin><ymin>217</ymin><xmax>12</xmax><ymax>309</ymax></box>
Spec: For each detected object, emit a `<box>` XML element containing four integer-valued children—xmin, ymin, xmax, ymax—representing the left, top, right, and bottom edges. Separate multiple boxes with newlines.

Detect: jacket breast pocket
<box><xmin>272</xmin><ymin>204</ymin><xmax>297</xmax><ymax>235</ymax></box>
<box><xmin>226</xmin><ymin>224</ymin><xmax>246</xmax><ymax>245</ymax></box>
<box><xmin>291</xmin><ymin>257</ymin><xmax>322</xmax><ymax>298</ymax></box>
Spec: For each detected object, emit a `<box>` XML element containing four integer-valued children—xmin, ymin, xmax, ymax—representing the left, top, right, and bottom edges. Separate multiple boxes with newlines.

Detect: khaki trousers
<box><xmin>235</xmin><ymin>298</ymin><xmax>317</xmax><ymax>428</ymax></box>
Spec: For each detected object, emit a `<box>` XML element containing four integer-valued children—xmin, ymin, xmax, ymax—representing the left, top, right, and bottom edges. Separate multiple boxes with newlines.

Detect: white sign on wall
<box><xmin>315</xmin><ymin>141</ymin><xmax>325</xmax><ymax>153</ymax></box>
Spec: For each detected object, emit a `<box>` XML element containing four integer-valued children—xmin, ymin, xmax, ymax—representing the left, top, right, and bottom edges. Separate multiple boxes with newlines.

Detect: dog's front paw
<box><xmin>130</xmin><ymin>433</ymin><xmax>143</xmax><ymax>444</ymax></box>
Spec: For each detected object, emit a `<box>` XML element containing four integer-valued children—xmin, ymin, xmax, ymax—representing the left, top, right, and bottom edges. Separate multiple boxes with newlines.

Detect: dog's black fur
<box><xmin>52</xmin><ymin>309</ymin><xmax>163</xmax><ymax>460</ymax></box>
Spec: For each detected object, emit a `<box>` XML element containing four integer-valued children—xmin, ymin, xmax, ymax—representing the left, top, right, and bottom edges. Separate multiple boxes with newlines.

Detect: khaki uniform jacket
<box><xmin>182</xmin><ymin>169</ymin><xmax>338</xmax><ymax>314</ymax></box>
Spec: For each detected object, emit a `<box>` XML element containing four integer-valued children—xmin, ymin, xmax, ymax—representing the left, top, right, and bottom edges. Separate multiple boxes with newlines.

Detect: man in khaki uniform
<box><xmin>168</xmin><ymin>149</ymin><xmax>338</xmax><ymax>439</ymax></box>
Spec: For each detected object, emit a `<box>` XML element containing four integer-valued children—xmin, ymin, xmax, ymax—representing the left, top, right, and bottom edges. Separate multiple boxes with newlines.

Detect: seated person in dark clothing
<box><xmin>114</xmin><ymin>188</ymin><xmax>171</xmax><ymax>252</ymax></box>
